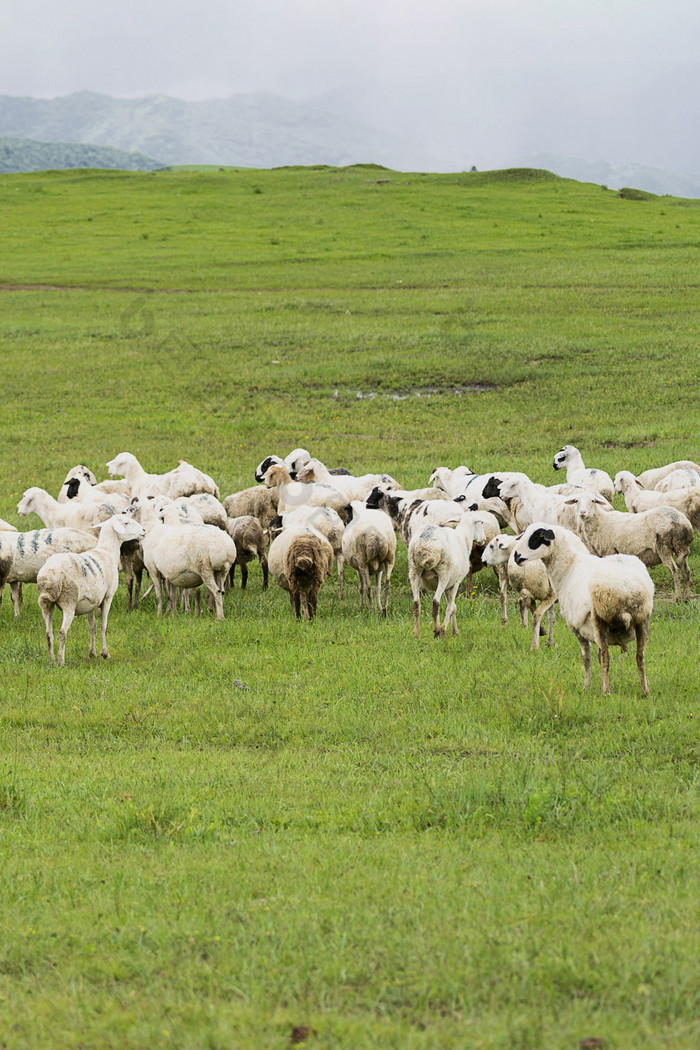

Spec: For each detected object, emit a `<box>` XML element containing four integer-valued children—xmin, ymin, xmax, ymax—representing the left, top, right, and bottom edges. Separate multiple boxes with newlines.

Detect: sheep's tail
<box><xmin>365</xmin><ymin>533</ymin><xmax>389</xmax><ymax>567</ymax></box>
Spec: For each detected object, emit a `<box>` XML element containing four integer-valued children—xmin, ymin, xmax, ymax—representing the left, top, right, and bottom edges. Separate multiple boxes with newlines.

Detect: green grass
<box><xmin>0</xmin><ymin>164</ymin><xmax>699</xmax><ymax>1049</ymax></box>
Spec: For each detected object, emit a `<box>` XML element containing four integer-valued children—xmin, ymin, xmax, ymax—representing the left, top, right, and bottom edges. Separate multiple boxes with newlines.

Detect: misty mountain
<box><xmin>0</xmin><ymin>91</ymin><xmax>437</xmax><ymax>171</ymax></box>
<box><xmin>0</xmin><ymin>134</ymin><xmax>162</xmax><ymax>174</ymax></box>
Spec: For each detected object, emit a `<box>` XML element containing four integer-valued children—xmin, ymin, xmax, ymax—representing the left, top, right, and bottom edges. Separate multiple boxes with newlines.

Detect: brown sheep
<box><xmin>284</xmin><ymin>530</ymin><xmax>334</xmax><ymax>621</ymax></box>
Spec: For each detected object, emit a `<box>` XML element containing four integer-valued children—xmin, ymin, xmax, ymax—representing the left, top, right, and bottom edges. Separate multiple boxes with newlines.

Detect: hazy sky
<box><xmin>3</xmin><ymin>0</ymin><xmax>700</xmax><ymax>171</ymax></box>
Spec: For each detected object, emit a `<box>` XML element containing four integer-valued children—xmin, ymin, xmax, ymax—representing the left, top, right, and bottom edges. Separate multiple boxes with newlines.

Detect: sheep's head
<box><xmin>481</xmin><ymin>535</ymin><xmax>514</xmax><ymax>567</ymax></box>
<box><xmin>17</xmin><ymin>488</ymin><xmax>42</xmax><ymax>517</ymax></box>
<box><xmin>255</xmin><ymin>455</ymin><xmax>283</xmax><ymax>483</ymax></box>
<box><xmin>513</xmin><ymin>523</ymin><xmax>556</xmax><ymax>565</ymax></box>
<box><xmin>614</xmin><ymin>470</ymin><xmax>638</xmax><ymax>494</ymax></box>
<box><xmin>482</xmin><ymin>475</ymin><xmax>503</xmax><ymax>500</ymax></box>
<box><xmin>553</xmin><ymin>447</ymin><xmax>571</xmax><ymax>471</ymax></box>
<box><xmin>263</xmin><ymin>464</ymin><xmax>291</xmax><ymax>489</ymax></box>
<box><xmin>106</xmin><ymin>452</ymin><xmax>135</xmax><ymax>478</ymax></box>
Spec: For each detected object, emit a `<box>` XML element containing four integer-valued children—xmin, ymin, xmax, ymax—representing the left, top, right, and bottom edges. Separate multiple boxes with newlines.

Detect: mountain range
<box><xmin>0</xmin><ymin>90</ymin><xmax>699</xmax><ymax>197</ymax></box>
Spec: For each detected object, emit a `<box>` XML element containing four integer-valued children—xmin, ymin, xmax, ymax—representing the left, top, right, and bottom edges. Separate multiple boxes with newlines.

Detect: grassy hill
<box><xmin>0</xmin><ymin>165</ymin><xmax>699</xmax><ymax>1050</ymax></box>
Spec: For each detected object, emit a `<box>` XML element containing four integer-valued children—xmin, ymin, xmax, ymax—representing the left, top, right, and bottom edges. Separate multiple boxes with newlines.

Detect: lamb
<box><xmin>635</xmin><ymin>460</ymin><xmax>700</xmax><ymax>490</ymax></box>
<box><xmin>614</xmin><ymin>471</ymin><xmax>700</xmax><ymax>536</ymax></box>
<box><xmin>408</xmin><ymin>517</ymin><xmax>486</xmax><ymax>639</ymax></box>
<box><xmin>654</xmin><ymin>468</ymin><xmax>700</xmax><ymax>492</ymax></box>
<box><xmin>225</xmin><ymin>515</ymin><xmax>269</xmax><ymax>589</ymax></box>
<box><xmin>512</xmin><ymin>523</ymin><xmax>654</xmax><ymax>695</ymax></box>
<box><xmin>341</xmin><ymin>500</ymin><xmax>397</xmax><ymax>614</ymax></box>
<box><xmin>481</xmin><ymin>534</ymin><xmax>556</xmax><ymax>649</ymax></box>
<box><xmin>141</xmin><ymin>506</ymin><xmax>236</xmax><ymax>620</ymax></box>
<box><xmin>552</xmin><ymin>445</ymin><xmax>615</xmax><ymax>502</ymax></box>
<box><xmin>270</xmin><ymin>505</ymin><xmax>346</xmax><ymax>597</ymax></box>
<box><xmin>285</xmin><ymin>529</ymin><xmax>335</xmax><ymax>621</ymax></box>
<box><xmin>569</xmin><ymin>489</ymin><xmax>693</xmax><ymax>601</ymax></box>
<box><xmin>296</xmin><ymin>458</ymin><xmax>401</xmax><ymax>501</ymax></box>
<box><xmin>365</xmin><ymin>487</ymin><xmax>464</xmax><ymax>546</ymax></box>
<box><xmin>36</xmin><ymin>511</ymin><xmax>146</xmax><ymax>667</ymax></box>
<box><xmin>222</xmin><ymin>484</ymin><xmax>279</xmax><ymax>529</ymax></box>
<box><xmin>106</xmin><ymin>452</ymin><xmax>220</xmax><ymax>501</ymax></box>
<box><xmin>17</xmin><ymin>487</ymin><xmax>128</xmax><ymax>532</ymax></box>
<box><xmin>58</xmin><ymin>467</ymin><xmax>130</xmax><ymax>503</ymax></box>
<box><xmin>0</xmin><ymin>527</ymin><xmax>98</xmax><ymax>618</ymax></box>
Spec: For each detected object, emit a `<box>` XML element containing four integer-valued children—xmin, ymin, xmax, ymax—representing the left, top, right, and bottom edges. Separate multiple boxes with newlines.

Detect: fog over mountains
<box><xmin>1</xmin><ymin>89</ymin><xmax>700</xmax><ymax>197</ymax></box>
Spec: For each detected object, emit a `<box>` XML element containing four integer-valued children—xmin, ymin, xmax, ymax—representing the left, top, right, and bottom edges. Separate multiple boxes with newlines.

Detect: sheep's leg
<box><xmin>240</xmin><ymin>561</ymin><xmax>249</xmax><ymax>590</ymax></box>
<box><xmin>57</xmin><ymin>606</ymin><xmax>76</xmax><ymax>668</ymax></box>
<box><xmin>381</xmin><ymin>563</ymin><xmax>392</xmax><ymax>617</ymax></box>
<box><xmin>659</xmin><ymin>549</ymin><xmax>682</xmax><ymax>600</ymax></box>
<box><xmin>374</xmin><ymin>570</ymin><xmax>384</xmax><ymax>614</ymax></box>
<box><xmin>531</xmin><ymin>596</ymin><xmax>556</xmax><ymax>651</ymax></box>
<box><xmin>497</xmin><ymin>566</ymin><xmax>508</xmax><ymax>624</ymax></box>
<box><xmin>676</xmin><ymin>551</ymin><xmax>691</xmax><ymax>602</ymax></box>
<box><xmin>592</xmin><ymin>615</ymin><xmax>611</xmax><ymax>695</ymax></box>
<box><xmin>200</xmin><ymin>568</ymin><xmax>224</xmax><ymax>621</ymax></box>
<box><xmin>432</xmin><ymin>581</ymin><xmax>447</xmax><ymax>638</ymax></box>
<box><xmin>545</xmin><ymin>605</ymin><xmax>556</xmax><ymax>646</ymax></box>
<box><xmin>444</xmin><ymin>584</ymin><xmax>459</xmax><ymax>636</ymax></box>
<box><xmin>357</xmin><ymin>565</ymin><xmax>369</xmax><ymax>611</ymax></box>
<box><xmin>151</xmin><ymin>571</ymin><xmax>165</xmax><ymax>617</ymax></box>
<box><xmin>11</xmin><ymin>582</ymin><xmax>23</xmax><ymax>618</ymax></box>
<box><xmin>87</xmin><ymin>611</ymin><xmax>98</xmax><ymax>659</ymax></box>
<box><xmin>38</xmin><ymin>595</ymin><xmax>56</xmax><ymax>666</ymax></box>
<box><xmin>228</xmin><ymin>562</ymin><xmax>236</xmax><ymax>589</ymax></box>
<box><xmin>409</xmin><ymin>571</ymin><xmax>422</xmax><ymax>638</ymax></box>
<box><xmin>337</xmin><ymin>553</ymin><xmax>345</xmax><ymax>600</ymax></box>
<box><xmin>99</xmin><ymin>598</ymin><xmax>114</xmax><ymax>659</ymax></box>
<box><xmin>132</xmin><ymin>566</ymin><xmax>144</xmax><ymax>609</ymax></box>
<box><xmin>291</xmin><ymin>586</ymin><xmax>302</xmax><ymax>620</ymax></box>
<box><xmin>573</xmin><ymin>629</ymin><xmax>591</xmax><ymax>690</ymax></box>
<box><xmin>519</xmin><ymin>597</ymin><xmax>529</xmax><ymax>629</ymax></box>
<box><xmin>636</xmin><ymin>618</ymin><xmax>650</xmax><ymax>697</ymax></box>
<box><xmin>260</xmin><ymin>552</ymin><xmax>269</xmax><ymax>589</ymax></box>
<box><xmin>307</xmin><ymin>584</ymin><xmax>320</xmax><ymax>621</ymax></box>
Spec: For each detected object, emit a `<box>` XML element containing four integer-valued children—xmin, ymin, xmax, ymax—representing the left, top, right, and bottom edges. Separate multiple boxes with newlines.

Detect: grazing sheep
<box><xmin>568</xmin><ymin>489</ymin><xmax>693</xmax><ymax>601</ymax></box>
<box><xmin>341</xmin><ymin>500</ymin><xmax>397</xmax><ymax>614</ymax></box>
<box><xmin>296</xmin><ymin>458</ymin><xmax>401</xmax><ymax>501</ymax></box>
<box><xmin>365</xmin><ymin>487</ymin><xmax>464</xmax><ymax>545</ymax></box>
<box><xmin>284</xmin><ymin>529</ymin><xmax>334</xmax><ymax>621</ymax></box>
<box><xmin>226</xmin><ymin>515</ymin><xmax>269</xmax><ymax>589</ymax></box>
<box><xmin>482</xmin><ymin>534</ymin><xmax>556</xmax><ymax>649</ymax></box>
<box><xmin>223</xmin><ymin>484</ymin><xmax>279</xmax><ymax>529</ymax></box>
<box><xmin>0</xmin><ymin>527</ymin><xmax>98</xmax><ymax>618</ymax></box>
<box><xmin>635</xmin><ymin>460</ymin><xmax>700</xmax><ymax>490</ymax></box>
<box><xmin>106</xmin><ymin>452</ymin><xmax>219</xmax><ymax>501</ymax></box>
<box><xmin>17</xmin><ymin>487</ymin><xmax>127</xmax><ymax>532</ymax></box>
<box><xmin>552</xmin><ymin>445</ymin><xmax>615</xmax><ymax>502</ymax></box>
<box><xmin>141</xmin><ymin>507</ymin><xmax>236</xmax><ymax>621</ymax></box>
<box><xmin>512</xmin><ymin>523</ymin><xmax>654</xmax><ymax>695</ymax></box>
<box><xmin>270</xmin><ymin>505</ymin><xmax>346</xmax><ymax>597</ymax></box>
<box><xmin>614</xmin><ymin>471</ymin><xmax>700</xmax><ymax>536</ymax></box>
<box><xmin>654</xmin><ymin>468</ymin><xmax>700</xmax><ymax>492</ymax></box>
<box><xmin>408</xmin><ymin>517</ymin><xmax>486</xmax><ymax>639</ymax></box>
<box><xmin>36</xmin><ymin>512</ymin><xmax>145</xmax><ymax>667</ymax></box>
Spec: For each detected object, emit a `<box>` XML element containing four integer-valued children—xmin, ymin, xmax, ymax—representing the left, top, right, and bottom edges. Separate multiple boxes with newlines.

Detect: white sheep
<box><xmin>261</xmin><ymin>463</ymin><xmax>349</xmax><ymax>518</ymax></box>
<box><xmin>0</xmin><ymin>527</ymin><xmax>98</xmax><ymax>618</ymax></box>
<box><xmin>17</xmin><ymin>487</ymin><xmax>128</xmax><ymax>532</ymax></box>
<box><xmin>635</xmin><ymin>460</ymin><xmax>700</xmax><ymax>490</ymax></box>
<box><xmin>408</xmin><ymin>517</ymin><xmax>485</xmax><ymax>639</ymax></box>
<box><xmin>36</xmin><ymin>511</ymin><xmax>146</xmax><ymax>667</ymax></box>
<box><xmin>614</xmin><ymin>471</ymin><xmax>700</xmax><ymax>536</ymax></box>
<box><xmin>106</xmin><ymin>452</ymin><xmax>219</xmax><ymax>501</ymax></box>
<box><xmin>482</xmin><ymin>473</ymin><xmax>591</xmax><ymax>532</ymax></box>
<box><xmin>552</xmin><ymin>445</ymin><xmax>614</xmax><ymax>502</ymax></box>
<box><xmin>512</xmin><ymin>523</ymin><xmax>654</xmax><ymax>695</ymax></box>
<box><xmin>296</xmin><ymin>458</ymin><xmax>401</xmax><ymax>502</ymax></box>
<box><xmin>429</xmin><ymin>465</ymin><xmax>475</xmax><ymax>497</ymax></box>
<box><xmin>481</xmin><ymin>534</ymin><xmax>556</xmax><ymax>649</ymax></box>
<box><xmin>58</xmin><ymin>467</ymin><xmax>130</xmax><ymax>503</ymax></box>
<box><xmin>654</xmin><ymin>468</ymin><xmax>700</xmax><ymax>492</ymax></box>
<box><xmin>141</xmin><ymin>505</ymin><xmax>236</xmax><ymax>620</ymax></box>
<box><xmin>569</xmin><ymin>489</ymin><xmax>694</xmax><ymax>600</ymax></box>
<box><xmin>341</xmin><ymin>500</ymin><xmax>397</xmax><ymax>614</ymax></box>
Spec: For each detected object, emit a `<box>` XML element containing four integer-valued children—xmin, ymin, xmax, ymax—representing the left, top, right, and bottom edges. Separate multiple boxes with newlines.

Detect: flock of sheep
<box><xmin>1</xmin><ymin>445</ymin><xmax>699</xmax><ymax>695</ymax></box>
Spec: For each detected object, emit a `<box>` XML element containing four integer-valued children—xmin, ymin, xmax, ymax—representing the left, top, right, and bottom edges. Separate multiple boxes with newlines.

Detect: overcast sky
<box><xmin>3</xmin><ymin>0</ymin><xmax>700</xmax><ymax>172</ymax></box>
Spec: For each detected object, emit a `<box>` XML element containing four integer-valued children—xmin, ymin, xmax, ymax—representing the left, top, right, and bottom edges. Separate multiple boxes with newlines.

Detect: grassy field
<box><xmin>0</xmin><ymin>165</ymin><xmax>699</xmax><ymax>1049</ymax></box>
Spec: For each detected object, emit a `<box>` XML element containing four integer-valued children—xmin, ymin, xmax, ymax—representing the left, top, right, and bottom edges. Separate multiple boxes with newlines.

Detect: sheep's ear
<box><xmin>344</xmin><ymin>504</ymin><xmax>354</xmax><ymax>522</ymax></box>
<box><xmin>563</xmin><ymin>497</ymin><xmax>578</xmax><ymax>505</ymax></box>
<box><xmin>528</xmin><ymin>527</ymin><xmax>555</xmax><ymax>550</ymax></box>
<box><xmin>468</xmin><ymin>502</ymin><xmax>479</xmax><ymax>511</ymax></box>
<box><xmin>454</xmin><ymin>494</ymin><xmax>466</xmax><ymax>503</ymax></box>
<box><xmin>66</xmin><ymin>478</ymin><xmax>81</xmax><ymax>500</ymax></box>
